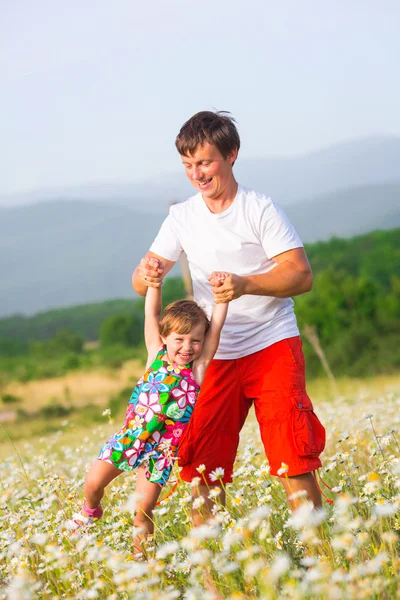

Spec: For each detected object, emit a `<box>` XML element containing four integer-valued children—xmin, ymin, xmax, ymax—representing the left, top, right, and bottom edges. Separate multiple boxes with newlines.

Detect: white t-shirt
<box><xmin>150</xmin><ymin>185</ymin><xmax>303</xmax><ymax>360</ymax></box>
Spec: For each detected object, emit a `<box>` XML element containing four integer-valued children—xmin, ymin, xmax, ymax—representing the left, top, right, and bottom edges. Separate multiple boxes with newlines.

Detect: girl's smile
<box><xmin>162</xmin><ymin>321</ymin><xmax>206</xmax><ymax>366</ymax></box>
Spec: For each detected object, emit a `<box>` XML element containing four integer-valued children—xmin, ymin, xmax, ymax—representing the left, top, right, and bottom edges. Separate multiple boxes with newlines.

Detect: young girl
<box><xmin>66</xmin><ymin>260</ymin><xmax>228</xmax><ymax>556</ymax></box>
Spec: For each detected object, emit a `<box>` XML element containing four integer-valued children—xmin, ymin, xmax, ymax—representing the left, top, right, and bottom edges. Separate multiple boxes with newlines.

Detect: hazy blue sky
<box><xmin>1</xmin><ymin>1</ymin><xmax>400</xmax><ymax>195</ymax></box>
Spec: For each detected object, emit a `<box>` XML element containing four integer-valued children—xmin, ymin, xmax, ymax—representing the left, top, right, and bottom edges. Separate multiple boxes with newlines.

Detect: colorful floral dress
<box><xmin>98</xmin><ymin>346</ymin><xmax>199</xmax><ymax>486</ymax></box>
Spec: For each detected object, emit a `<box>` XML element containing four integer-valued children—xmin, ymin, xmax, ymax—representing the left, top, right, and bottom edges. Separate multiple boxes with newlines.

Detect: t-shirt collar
<box><xmin>198</xmin><ymin>185</ymin><xmax>242</xmax><ymax>219</ymax></box>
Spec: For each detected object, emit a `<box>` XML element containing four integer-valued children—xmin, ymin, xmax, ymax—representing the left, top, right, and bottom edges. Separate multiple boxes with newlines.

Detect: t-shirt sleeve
<box><xmin>149</xmin><ymin>213</ymin><xmax>183</xmax><ymax>262</ymax></box>
<box><xmin>259</xmin><ymin>200</ymin><xmax>303</xmax><ymax>259</ymax></box>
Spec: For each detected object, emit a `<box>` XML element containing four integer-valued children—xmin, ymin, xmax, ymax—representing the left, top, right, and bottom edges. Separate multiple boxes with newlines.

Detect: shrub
<box><xmin>30</xmin><ymin>328</ymin><xmax>84</xmax><ymax>358</ymax></box>
<box><xmin>39</xmin><ymin>403</ymin><xmax>73</xmax><ymax>419</ymax></box>
<box><xmin>1</xmin><ymin>393</ymin><xmax>22</xmax><ymax>404</ymax></box>
<box><xmin>100</xmin><ymin>314</ymin><xmax>143</xmax><ymax>348</ymax></box>
<box><xmin>62</xmin><ymin>353</ymin><xmax>81</xmax><ymax>370</ymax></box>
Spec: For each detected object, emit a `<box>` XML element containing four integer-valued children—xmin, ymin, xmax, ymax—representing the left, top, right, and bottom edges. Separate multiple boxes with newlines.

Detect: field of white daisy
<box><xmin>1</xmin><ymin>375</ymin><xmax>400</xmax><ymax>599</ymax></box>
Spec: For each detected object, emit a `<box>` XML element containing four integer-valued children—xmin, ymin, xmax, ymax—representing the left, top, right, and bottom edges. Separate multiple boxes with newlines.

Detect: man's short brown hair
<box><xmin>159</xmin><ymin>299</ymin><xmax>210</xmax><ymax>338</ymax></box>
<box><xmin>175</xmin><ymin>111</ymin><xmax>240</xmax><ymax>160</ymax></box>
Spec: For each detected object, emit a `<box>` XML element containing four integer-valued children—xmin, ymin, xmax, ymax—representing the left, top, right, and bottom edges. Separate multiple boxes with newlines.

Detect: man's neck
<box><xmin>202</xmin><ymin>180</ymin><xmax>239</xmax><ymax>214</ymax></box>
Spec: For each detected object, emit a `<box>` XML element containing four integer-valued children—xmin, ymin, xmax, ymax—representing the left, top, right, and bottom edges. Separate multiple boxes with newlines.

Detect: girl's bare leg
<box><xmin>83</xmin><ymin>459</ymin><xmax>123</xmax><ymax>512</ymax></box>
<box><xmin>132</xmin><ymin>467</ymin><xmax>162</xmax><ymax>556</ymax></box>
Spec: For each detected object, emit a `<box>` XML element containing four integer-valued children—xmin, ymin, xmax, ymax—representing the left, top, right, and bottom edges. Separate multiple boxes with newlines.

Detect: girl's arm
<box><xmin>193</xmin><ymin>275</ymin><xmax>229</xmax><ymax>386</ymax></box>
<box><xmin>144</xmin><ymin>259</ymin><xmax>163</xmax><ymax>368</ymax></box>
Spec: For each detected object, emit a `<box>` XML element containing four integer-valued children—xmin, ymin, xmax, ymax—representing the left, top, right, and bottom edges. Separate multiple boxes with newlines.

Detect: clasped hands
<box><xmin>139</xmin><ymin>257</ymin><xmax>245</xmax><ymax>302</ymax></box>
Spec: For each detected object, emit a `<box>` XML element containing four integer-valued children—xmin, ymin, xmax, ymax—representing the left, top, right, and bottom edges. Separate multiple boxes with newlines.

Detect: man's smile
<box><xmin>196</xmin><ymin>178</ymin><xmax>213</xmax><ymax>189</ymax></box>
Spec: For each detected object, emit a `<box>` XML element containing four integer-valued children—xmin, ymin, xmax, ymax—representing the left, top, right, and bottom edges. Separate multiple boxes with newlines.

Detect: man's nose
<box><xmin>192</xmin><ymin>166</ymin><xmax>201</xmax><ymax>180</ymax></box>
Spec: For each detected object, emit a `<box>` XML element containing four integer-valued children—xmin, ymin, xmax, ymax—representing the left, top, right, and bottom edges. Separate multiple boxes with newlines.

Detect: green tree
<box><xmin>100</xmin><ymin>314</ymin><xmax>143</xmax><ymax>347</ymax></box>
<box><xmin>0</xmin><ymin>338</ymin><xmax>28</xmax><ymax>357</ymax></box>
<box><xmin>30</xmin><ymin>328</ymin><xmax>84</xmax><ymax>357</ymax></box>
<box><xmin>162</xmin><ymin>277</ymin><xmax>186</xmax><ymax>307</ymax></box>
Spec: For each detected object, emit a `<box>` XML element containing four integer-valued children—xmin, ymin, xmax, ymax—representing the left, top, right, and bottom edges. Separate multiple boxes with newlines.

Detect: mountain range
<box><xmin>1</xmin><ymin>136</ymin><xmax>399</xmax><ymax>317</ymax></box>
<box><xmin>2</xmin><ymin>135</ymin><xmax>400</xmax><ymax>212</ymax></box>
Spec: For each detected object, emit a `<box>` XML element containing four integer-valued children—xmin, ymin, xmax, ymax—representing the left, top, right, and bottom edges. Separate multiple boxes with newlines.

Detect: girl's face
<box><xmin>162</xmin><ymin>321</ymin><xmax>206</xmax><ymax>366</ymax></box>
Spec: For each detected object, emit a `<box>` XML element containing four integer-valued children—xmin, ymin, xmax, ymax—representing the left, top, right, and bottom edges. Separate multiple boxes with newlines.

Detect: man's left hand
<box><xmin>209</xmin><ymin>272</ymin><xmax>246</xmax><ymax>302</ymax></box>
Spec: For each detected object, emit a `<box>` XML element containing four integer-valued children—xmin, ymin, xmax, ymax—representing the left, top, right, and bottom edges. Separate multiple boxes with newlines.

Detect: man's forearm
<box><xmin>133</xmin><ymin>253</ymin><xmax>172</xmax><ymax>296</ymax></box>
<box><xmin>132</xmin><ymin>267</ymin><xmax>147</xmax><ymax>297</ymax></box>
<box><xmin>242</xmin><ymin>261</ymin><xmax>313</xmax><ymax>298</ymax></box>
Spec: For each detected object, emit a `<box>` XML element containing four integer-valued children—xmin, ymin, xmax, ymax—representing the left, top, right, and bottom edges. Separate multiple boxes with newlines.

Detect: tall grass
<box><xmin>1</xmin><ymin>384</ymin><xmax>400</xmax><ymax>598</ymax></box>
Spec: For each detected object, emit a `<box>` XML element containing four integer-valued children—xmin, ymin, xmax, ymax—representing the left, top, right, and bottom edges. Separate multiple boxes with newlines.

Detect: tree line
<box><xmin>295</xmin><ymin>228</ymin><xmax>399</xmax><ymax>377</ymax></box>
<box><xmin>0</xmin><ymin>228</ymin><xmax>398</xmax><ymax>381</ymax></box>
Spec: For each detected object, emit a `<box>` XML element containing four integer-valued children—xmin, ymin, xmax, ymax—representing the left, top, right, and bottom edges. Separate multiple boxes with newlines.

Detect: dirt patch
<box><xmin>0</xmin><ymin>410</ymin><xmax>16</xmax><ymax>423</ymax></box>
<box><xmin>0</xmin><ymin>359</ymin><xmax>143</xmax><ymax>415</ymax></box>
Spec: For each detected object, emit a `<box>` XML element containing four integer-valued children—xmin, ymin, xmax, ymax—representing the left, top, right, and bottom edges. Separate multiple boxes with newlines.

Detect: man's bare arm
<box><xmin>132</xmin><ymin>251</ymin><xmax>176</xmax><ymax>296</ymax></box>
<box><xmin>210</xmin><ymin>248</ymin><xmax>313</xmax><ymax>302</ymax></box>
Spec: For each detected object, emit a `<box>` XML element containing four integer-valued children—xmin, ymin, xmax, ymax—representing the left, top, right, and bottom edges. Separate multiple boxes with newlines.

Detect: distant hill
<box><xmin>0</xmin><ymin>229</ymin><xmax>398</xmax><ymax>353</ymax></box>
<box><xmin>0</xmin><ymin>299</ymin><xmax>139</xmax><ymax>343</ymax></box>
<box><xmin>1</xmin><ymin>136</ymin><xmax>399</xmax><ymax>212</ymax></box>
<box><xmin>237</xmin><ymin>135</ymin><xmax>400</xmax><ymax>205</ymax></box>
<box><xmin>0</xmin><ymin>181</ymin><xmax>399</xmax><ymax>317</ymax></box>
<box><xmin>0</xmin><ymin>276</ymin><xmax>187</xmax><ymax>344</ymax></box>
<box><xmin>284</xmin><ymin>182</ymin><xmax>400</xmax><ymax>243</ymax></box>
<box><xmin>0</xmin><ymin>201</ymin><xmax>166</xmax><ymax>316</ymax></box>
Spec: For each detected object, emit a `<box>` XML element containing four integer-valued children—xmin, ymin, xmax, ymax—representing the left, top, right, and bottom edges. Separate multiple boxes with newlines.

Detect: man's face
<box><xmin>180</xmin><ymin>142</ymin><xmax>237</xmax><ymax>201</ymax></box>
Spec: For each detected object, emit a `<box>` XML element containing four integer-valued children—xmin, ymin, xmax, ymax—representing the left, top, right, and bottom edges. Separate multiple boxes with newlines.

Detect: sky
<box><xmin>1</xmin><ymin>0</ymin><xmax>400</xmax><ymax>196</ymax></box>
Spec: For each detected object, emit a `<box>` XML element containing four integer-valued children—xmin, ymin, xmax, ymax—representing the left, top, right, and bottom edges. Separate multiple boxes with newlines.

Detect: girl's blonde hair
<box><xmin>159</xmin><ymin>300</ymin><xmax>210</xmax><ymax>337</ymax></box>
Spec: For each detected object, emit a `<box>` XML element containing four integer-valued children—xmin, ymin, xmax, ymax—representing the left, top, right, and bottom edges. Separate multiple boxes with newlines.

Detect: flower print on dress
<box><xmin>124</xmin><ymin>405</ymin><xmax>136</xmax><ymax>426</ymax></box>
<box><xmin>128</xmin><ymin>414</ymin><xmax>145</xmax><ymax>431</ymax></box>
<box><xmin>98</xmin><ymin>345</ymin><xmax>200</xmax><ymax>484</ymax></box>
<box><xmin>141</xmin><ymin>370</ymin><xmax>169</xmax><ymax>394</ymax></box>
<box><xmin>134</xmin><ymin>391</ymin><xmax>162</xmax><ymax>422</ymax></box>
<box><xmin>106</xmin><ymin>437</ymin><xmax>124</xmax><ymax>453</ymax></box>
<box><xmin>129</xmin><ymin>385</ymin><xmax>141</xmax><ymax>406</ymax></box>
<box><xmin>171</xmin><ymin>379</ymin><xmax>198</xmax><ymax>409</ymax></box>
<box><xmin>154</xmin><ymin>453</ymin><xmax>173</xmax><ymax>473</ymax></box>
<box><xmin>124</xmin><ymin>438</ymin><xmax>144</xmax><ymax>467</ymax></box>
<box><xmin>162</xmin><ymin>421</ymin><xmax>185</xmax><ymax>446</ymax></box>
<box><xmin>151</xmin><ymin>431</ymin><xmax>162</xmax><ymax>444</ymax></box>
<box><xmin>99</xmin><ymin>447</ymin><xmax>113</xmax><ymax>462</ymax></box>
<box><xmin>167</xmin><ymin>363</ymin><xmax>186</xmax><ymax>375</ymax></box>
<box><xmin>186</xmin><ymin>373</ymin><xmax>199</xmax><ymax>388</ymax></box>
<box><xmin>179</xmin><ymin>367</ymin><xmax>192</xmax><ymax>378</ymax></box>
<box><xmin>155</xmin><ymin>413</ymin><xmax>168</xmax><ymax>425</ymax></box>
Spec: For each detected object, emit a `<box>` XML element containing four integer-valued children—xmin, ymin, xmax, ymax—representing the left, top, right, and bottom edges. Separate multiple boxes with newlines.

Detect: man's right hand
<box><xmin>138</xmin><ymin>256</ymin><xmax>164</xmax><ymax>288</ymax></box>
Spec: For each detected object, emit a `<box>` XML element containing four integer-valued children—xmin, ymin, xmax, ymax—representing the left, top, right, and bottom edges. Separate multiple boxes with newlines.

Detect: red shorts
<box><xmin>178</xmin><ymin>336</ymin><xmax>325</xmax><ymax>484</ymax></box>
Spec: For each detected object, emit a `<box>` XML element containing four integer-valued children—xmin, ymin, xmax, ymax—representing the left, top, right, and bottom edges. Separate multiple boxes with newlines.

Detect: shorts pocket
<box><xmin>291</xmin><ymin>393</ymin><xmax>326</xmax><ymax>458</ymax></box>
<box><xmin>285</xmin><ymin>337</ymin><xmax>305</xmax><ymax>372</ymax></box>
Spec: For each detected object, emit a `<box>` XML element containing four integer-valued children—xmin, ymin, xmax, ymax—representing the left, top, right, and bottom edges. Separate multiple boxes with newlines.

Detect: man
<box><xmin>132</xmin><ymin>111</ymin><xmax>326</xmax><ymax>523</ymax></box>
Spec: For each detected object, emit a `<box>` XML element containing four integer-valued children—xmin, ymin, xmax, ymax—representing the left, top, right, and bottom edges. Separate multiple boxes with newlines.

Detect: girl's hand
<box><xmin>208</xmin><ymin>271</ymin><xmax>226</xmax><ymax>288</ymax></box>
<box><xmin>210</xmin><ymin>272</ymin><xmax>246</xmax><ymax>302</ymax></box>
<box><xmin>209</xmin><ymin>272</ymin><xmax>230</xmax><ymax>303</ymax></box>
<box><xmin>139</xmin><ymin>256</ymin><xmax>164</xmax><ymax>288</ymax></box>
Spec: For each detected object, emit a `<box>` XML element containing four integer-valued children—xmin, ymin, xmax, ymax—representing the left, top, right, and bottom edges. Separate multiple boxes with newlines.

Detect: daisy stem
<box><xmin>0</xmin><ymin>423</ymin><xmax>33</xmax><ymax>490</ymax></box>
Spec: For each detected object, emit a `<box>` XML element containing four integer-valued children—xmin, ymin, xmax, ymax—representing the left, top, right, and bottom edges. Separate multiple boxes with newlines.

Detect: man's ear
<box><xmin>229</xmin><ymin>147</ymin><xmax>239</xmax><ymax>165</ymax></box>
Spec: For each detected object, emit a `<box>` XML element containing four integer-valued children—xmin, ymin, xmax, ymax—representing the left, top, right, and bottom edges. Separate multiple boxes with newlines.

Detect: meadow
<box><xmin>1</xmin><ymin>372</ymin><xmax>400</xmax><ymax>599</ymax></box>
<box><xmin>0</xmin><ymin>228</ymin><xmax>398</xmax><ymax>598</ymax></box>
